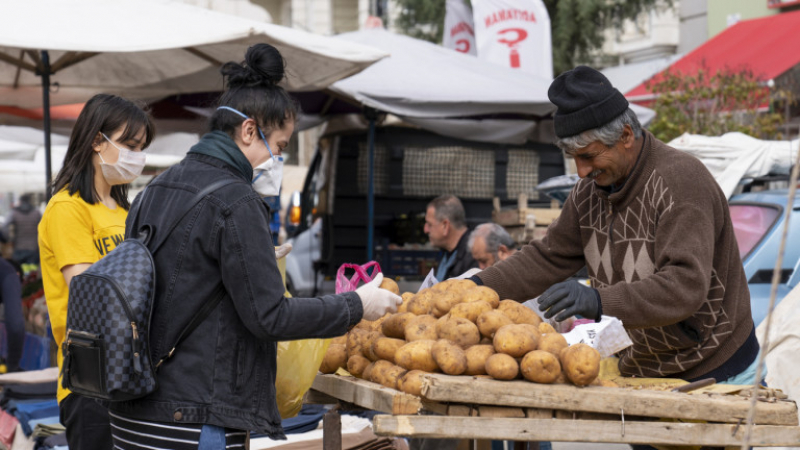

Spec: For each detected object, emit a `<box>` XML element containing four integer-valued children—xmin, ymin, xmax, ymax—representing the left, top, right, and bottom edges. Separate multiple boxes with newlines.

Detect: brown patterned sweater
<box><xmin>477</xmin><ymin>131</ymin><xmax>755</xmax><ymax>380</ymax></box>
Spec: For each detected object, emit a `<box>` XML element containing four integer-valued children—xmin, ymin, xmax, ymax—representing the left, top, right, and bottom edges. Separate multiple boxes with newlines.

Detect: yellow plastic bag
<box><xmin>274</xmin><ymin>254</ymin><xmax>330</xmax><ymax>419</ymax></box>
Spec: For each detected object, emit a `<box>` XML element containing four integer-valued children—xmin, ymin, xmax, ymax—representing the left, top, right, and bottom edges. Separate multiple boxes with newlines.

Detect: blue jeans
<box><xmin>198</xmin><ymin>424</ymin><xmax>227</xmax><ymax>450</ymax></box>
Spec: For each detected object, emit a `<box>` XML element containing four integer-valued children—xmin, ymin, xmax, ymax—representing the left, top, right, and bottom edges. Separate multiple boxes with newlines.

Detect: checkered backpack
<box><xmin>62</xmin><ymin>178</ymin><xmax>236</xmax><ymax>401</ymax></box>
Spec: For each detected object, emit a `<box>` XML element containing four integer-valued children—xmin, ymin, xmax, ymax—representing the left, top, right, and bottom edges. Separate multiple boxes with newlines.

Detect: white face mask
<box><xmin>252</xmin><ymin>154</ymin><xmax>284</xmax><ymax>197</ymax></box>
<box><xmin>98</xmin><ymin>133</ymin><xmax>146</xmax><ymax>185</ymax></box>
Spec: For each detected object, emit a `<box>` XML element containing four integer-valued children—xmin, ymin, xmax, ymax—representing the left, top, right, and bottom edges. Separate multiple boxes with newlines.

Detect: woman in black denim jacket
<box><xmin>107</xmin><ymin>44</ymin><xmax>401</xmax><ymax>450</ymax></box>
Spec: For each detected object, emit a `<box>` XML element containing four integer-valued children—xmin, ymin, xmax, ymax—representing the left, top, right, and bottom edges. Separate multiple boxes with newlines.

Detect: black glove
<box><xmin>537</xmin><ymin>280</ymin><xmax>601</xmax><ymax>322</ymax></box>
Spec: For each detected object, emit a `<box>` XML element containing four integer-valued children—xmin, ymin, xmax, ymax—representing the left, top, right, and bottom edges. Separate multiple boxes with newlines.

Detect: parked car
<box><xmin>729</xmin><ymin>188</ymin><xmax>800</xmax><ymax>326</ymax></box>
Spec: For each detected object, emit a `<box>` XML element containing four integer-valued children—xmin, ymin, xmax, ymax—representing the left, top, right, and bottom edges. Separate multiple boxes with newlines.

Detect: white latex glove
<box><xmin>355</xmin><ymin>273</ymin><xmax>403</xmax><ymax>321</ymax></box>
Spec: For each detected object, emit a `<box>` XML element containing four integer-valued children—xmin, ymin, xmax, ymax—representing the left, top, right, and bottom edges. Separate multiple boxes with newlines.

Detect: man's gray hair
<box><xmin>468</xmin><ymin>223</ymin><xmax>516</xmax><ymax>259</ymax></box>
<box><xmin>428</xmin><ymin>195</ymin><xmax>467</xmax><ymax>229</ymax></box>
<box><xmin>555</xmin><ymin>108</ymin><xmax>642</xmax><ymax>153</ymax></box>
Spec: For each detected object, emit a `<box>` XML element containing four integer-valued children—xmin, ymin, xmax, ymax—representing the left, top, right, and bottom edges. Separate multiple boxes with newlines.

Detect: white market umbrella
<box><xmin>0</xmin><ymin>0</ymin><xmax>388</xmax><ymax>198</ymax></box>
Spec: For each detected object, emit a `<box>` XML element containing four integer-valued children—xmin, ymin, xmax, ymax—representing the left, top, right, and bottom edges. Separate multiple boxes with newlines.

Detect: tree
<box><xmin>646</xmin><ymin>66</ymin><xmax>790</xmax><ymax>142</ymax></box>
<box><xmin>391</xmin><ymin>0</ymin><xmax>669</xmax><ymax>75</ymax></box>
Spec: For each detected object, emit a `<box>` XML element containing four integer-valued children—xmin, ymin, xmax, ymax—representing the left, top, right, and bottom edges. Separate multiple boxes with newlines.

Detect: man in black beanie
<box><xmin>471</xmin><ymin>66</ymin><xmax>760</xmax><ymax>392</ymax></box>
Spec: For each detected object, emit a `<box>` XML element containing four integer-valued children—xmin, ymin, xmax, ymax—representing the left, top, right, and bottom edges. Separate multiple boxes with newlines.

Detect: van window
<box><xmin>730</xmin><ymin>204</ymin><xmax>781</xmax><ymax>259</ymax></box>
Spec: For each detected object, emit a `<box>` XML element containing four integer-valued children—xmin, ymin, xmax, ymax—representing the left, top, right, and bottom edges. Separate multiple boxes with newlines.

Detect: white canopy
<box><xmin>330</xmin><ymin>28</ymin><xmax>556</xmax><ymax>119</ymax></box>
<box><xmin>668</xmin><ymin>132</ymin><xmax>798</xmax><ymax>198</ymax></box>
<box><xmin>325</xmin><ymin>29</ymin><xmax>655</xmax><ymax>144</ymax></box>
<box><xmin>0</xmin><ymin>0</ymin><xmax>388</xmax><ymax>108</ymax></box>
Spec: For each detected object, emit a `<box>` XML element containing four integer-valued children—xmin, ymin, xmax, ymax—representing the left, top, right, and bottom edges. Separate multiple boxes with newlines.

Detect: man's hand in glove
<box><xmin>537</xmin><ymin>280</ymin><xmax>601</xmax><ymax>322</ymax></box>
<box><xmin>355</xmin><ymin>273</ymin><xmax>403</xmax><ymax>321</ymax></box>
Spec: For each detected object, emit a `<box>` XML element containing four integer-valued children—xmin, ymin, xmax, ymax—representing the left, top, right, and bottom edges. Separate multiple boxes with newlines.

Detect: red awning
<box><xmin>626</xmin><ymin>10</ymin><xmax>800</xmax><ymax>100</ymax></box>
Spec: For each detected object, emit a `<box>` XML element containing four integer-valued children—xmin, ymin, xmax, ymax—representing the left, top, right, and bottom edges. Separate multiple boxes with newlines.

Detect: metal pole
<box><xmin>40</xmin><ymin>50</ymin><xmax>53</xmax><ymax>200</ymax></box>
<box><xmin>366</xmin><ymin>109</ymin><xmax>377</xmax><ymax>261</ymax></box>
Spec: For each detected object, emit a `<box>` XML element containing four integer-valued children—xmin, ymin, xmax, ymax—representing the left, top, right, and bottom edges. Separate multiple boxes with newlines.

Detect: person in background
<box><xmin>5</xmin><ymin>194</ymin><xmax>42</xmax><ymax>265</ymax></box>
<box><xmin>106</xmin><ymin>43</ymin><xmax>401</xmax><ymax>450</ymax></box>
<box><xmin>0</xmin><ymin>258</ymin><xmax>25</xmax><ymax>373</ymax></box>
<box><xmin>468</xmin><ymin>223</ymin><xmax>518</xmax><ymax>270</ymax></box>
<box><xmin>38</xmin><ymin>94</ymin><xmax>156</xmax><ymax>450</ymax></box>
<box><xmin>424</xmin><ymin>195</ymin><xmax>478</xmax><ymax>281</ymax></box>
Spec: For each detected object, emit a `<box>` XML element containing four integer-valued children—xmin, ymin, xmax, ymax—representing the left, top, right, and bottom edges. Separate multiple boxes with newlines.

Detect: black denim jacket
<box><xmin>109</xmin><ymin>152</ymin><xmax>362</xmax><ymax>437</ymax></box>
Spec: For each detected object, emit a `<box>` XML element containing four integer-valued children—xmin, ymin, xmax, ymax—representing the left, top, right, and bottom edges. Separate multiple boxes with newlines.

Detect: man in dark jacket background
<box><xmin>4</xmin><ymin>194</ymin><xmax>41</xmax><ymax>265</ymax></box>
<box><xmin>424</xmin><ymin>195</ymin><xmax>478</xmax><ymax>281</ymax></box>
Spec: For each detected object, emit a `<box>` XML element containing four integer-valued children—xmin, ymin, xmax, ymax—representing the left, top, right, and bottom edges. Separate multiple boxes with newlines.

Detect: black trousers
<box><xmin>60</xmin><ymin>394</ymin><xmax>113</xmax><ymax>450</ymax></box>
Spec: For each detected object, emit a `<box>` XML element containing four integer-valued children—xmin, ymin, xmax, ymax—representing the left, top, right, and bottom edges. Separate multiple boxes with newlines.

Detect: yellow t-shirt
<box><xmin>38</xmin><ymin>189</ymin><xmax>127</xmax><ymax>403</ymax></box>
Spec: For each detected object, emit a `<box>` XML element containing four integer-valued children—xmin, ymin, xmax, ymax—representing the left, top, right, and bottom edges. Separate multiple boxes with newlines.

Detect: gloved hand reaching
<box><xmin>537</xmin><ymin>280</ymin><xmax>601</xmax><ymax>322</ymax></box>
<box><xmin>355</xmin><ymin>273</ymin><xmax>403</xmax><ymax>321</ymax></box>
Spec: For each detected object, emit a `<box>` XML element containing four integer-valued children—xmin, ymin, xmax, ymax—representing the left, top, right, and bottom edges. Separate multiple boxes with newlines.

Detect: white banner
<box><xmin>443</xmin><ymin>0</ymin><xmax>477</xmax><ymax>55</ymax></box>
<box><xmin>473</xmin><ymin>0</ymin><xmax>553</xmax><ymax>79</ymax></box>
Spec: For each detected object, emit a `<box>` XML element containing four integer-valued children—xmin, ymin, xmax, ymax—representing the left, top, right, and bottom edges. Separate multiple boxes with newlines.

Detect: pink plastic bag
<box><xmin>335</xmin><ymin>261</ymin><xmax>382</xmax><ymax>293</ymax></box>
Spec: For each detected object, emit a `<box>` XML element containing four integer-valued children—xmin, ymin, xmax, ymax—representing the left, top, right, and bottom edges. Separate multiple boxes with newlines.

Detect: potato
<box><xmin>464</xmin><ymin>345</ymin><xmax>495</xmax><ymax>375</ymax></box>
<box><xmin>437</xmin><ymin>316</ymin><xmax>481</xmax><ymax>348</ymax></box>
<box><xmin>405</xmin><ymin>314</ymin><xmax>439</xmax><ymax>341</ymax></box>
<box><xmin>560</xmin><ymin>343</ymin><xmax>601</xmax><ymax>387</ymax></box>
<box><xmin>362</xmin><ymin>362</ymin><xmax>375</xmax><ymax>381</ymax></box>
<box><xmin>372</xmin><ymin>337</ymin><xmax>407</xmax><ymax>364</ymax></box>
<box><xmin>497</xmin><ymin>300</ymin><xmax>542</xmax><ymax>327</ymax></box>
<box><xmin>347</xmin><ymin>354</ymin><xmax>371</xmax><ymax>378</ymax></box>
<box><xmin>382</xmin><ymin>312</ymin><xmax>416</xmax><ymax>339</ymax></box>
<box><xmin>446</xmin><ymin>279</ymin><xmax>477</xmax><ymax>294</ymax></box>
<box><xmin>479</xmin><ymin>336</ymin><xmax>493</xmax><ymax>345</ymax></box>
<box><xmin>380</xmin><ymin>364</ymin><xmax>408</xmax><ymax>390</ymax></box>
<box><xmin>331</xmin><ymin>335</ymin><xmax>347</xmax><ymax>346</ymax></box>
<box><xmin>538</xmin><ymin>332</ymin><xmax>568</xmax><ymax>356</ymax></box>
<box><xmin>380</xmin><ymin>277</ymin><xmax>401</xmax><ymax>295</ymax></box>
<box><xmin>407</xmin><ymin>289</ymin><xmax>435</xmax><ymax>315</ymax></box>
<box><xmin>520</xmin><ymin>350</ymin><xmax>561</xmax><ymax>384</ymax></box>
<box><xmin>431</xmin><ymin>279</ymin><xmax>456</xmax><ymax>292</ymax></box>
<box><xmin>462</xmin><ymin>286</ymin><xmax>500</xmax><ymax>309</ymax></box>
<box><xmin>485</xmin><ymin>353</ymin><xmax>519</xmax><ymax>380</ymax></box>
<box><xmin>369</xmin><ymin>360</ymin><xmax>395</xmax><ymax>384</ymax></box>
<box><xmin>476</xmin><ymin>310</ymin><xmax>514</xmax><ymax>338</ymax></box>
<box><xmin>432</xmin><ymin>339</ymin><xmax>468</xmax><ymax>375</ymax></box>
<box><xmin>346</xmin><ymin>328</ymin><xmax>370</xmax><ymax>359</ymax></box>
<box><xmin>431</xmin><ymin>291</ymin><xmax>462</xmax><ymax>317</ymax></box>
<box><xmin>493</xmin><ymin>324</ymin><xmax>539</xmax><ymax>358</ymax></box>
<box><xmin>450</xmin><ymin>300</ymin><xmax>493</xmax><ymax>323</ymax></box>
<box><xmin>364</xmin><ymin>331</ymin><xmax>383</xmax><ymax>361</ymax></box>
<box><xmin>394</xmin><ymin>340</ymin><xmax>439</xmax><ymax>372</ymax></box>
<box><xmin>435</xmin><ymin>313</ymin><xmax>451</xmax><ymax>336</ymax></box>
<box><xmin>371</xmin><ymin>314</ymin><xmax>391</xmax><ymax>332</ymax></box>
<box><xmin>398</xmin><ymin>370</ymin><xmax>427</xmax><ymax>396</ymax></box>
<box><xmin>355</xmin><ymin>319</ymin><xmax>373</xmax><ymax>330</ymax></box>
<box><xmin>398</xmin><ymin>292</ymin><xmax>415</xmax><ymax>313</ymax></box>
<box><xmin>319</xmin><ymin>344</ymin><xmax>347</xmax><ymax>374</ymax></box>
<box><xmin>539</xmin><ymin>322</ymin><xmax>557</xmax><ymax>334</ymax></box>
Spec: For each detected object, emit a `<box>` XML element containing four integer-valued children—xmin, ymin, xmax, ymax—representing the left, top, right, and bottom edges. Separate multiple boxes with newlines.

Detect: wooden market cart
<box><xmin>306</xmin><ymin>373</ymin><xmax>800</xmax><ymax>449</ymax></box>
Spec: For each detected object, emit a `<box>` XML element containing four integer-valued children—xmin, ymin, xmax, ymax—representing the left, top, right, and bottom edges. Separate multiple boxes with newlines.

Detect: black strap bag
<box><xmin>62</xmin><ymin>178</ymin><xmax>236</xmax><ymax>401</ymax></box>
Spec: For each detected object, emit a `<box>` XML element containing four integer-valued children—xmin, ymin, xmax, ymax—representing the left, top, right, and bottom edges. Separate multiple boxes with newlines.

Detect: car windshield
<box><xmin>729</xmin><ymin>204</ymin><xmax>781</xmax><ymax>259</ymax></box>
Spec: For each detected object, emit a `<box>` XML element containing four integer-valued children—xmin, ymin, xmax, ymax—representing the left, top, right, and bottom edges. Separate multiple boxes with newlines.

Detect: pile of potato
<box><xmin>319</xmin><ymin>278</ymin><xmax>602</xmax><ymax>396</ymax></box>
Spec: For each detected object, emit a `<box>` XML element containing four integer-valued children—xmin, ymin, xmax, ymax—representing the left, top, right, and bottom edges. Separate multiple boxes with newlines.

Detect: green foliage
<box><xmin>391</xmin><ymin>0</ymin><xmax>669</xmax><ymax>75</ymax></box>
<box><xmin>393</xmin><ymin>0</ymin><xmax>448</xmax><ymax>43</ymax></box>
<box><xmin>646</xmin><ymin>66</ymin><xmax>791</xmax><ymax>142</ymax></box>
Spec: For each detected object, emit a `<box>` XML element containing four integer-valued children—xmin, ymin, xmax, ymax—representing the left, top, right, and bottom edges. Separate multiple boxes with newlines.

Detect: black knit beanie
<box><xmin>548</xmin><ymin>65</ymin><xmax>629</xmax><ymax>138</ymax></box>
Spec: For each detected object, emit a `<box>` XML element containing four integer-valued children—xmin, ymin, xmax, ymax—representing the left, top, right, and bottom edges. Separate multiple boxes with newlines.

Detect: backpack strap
<box><xmin>149</xmin><ymin>177</ymin><xmax>239</xmax><ymax>254</ymax></box>
<box><xmin>155</xmin><ymin>284</ymin><xmax>226</xmax><ymax>370</ymax></box>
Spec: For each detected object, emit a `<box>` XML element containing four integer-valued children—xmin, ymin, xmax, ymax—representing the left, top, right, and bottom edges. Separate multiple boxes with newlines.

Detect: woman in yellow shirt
<box><xmin>38</xmin><ymin>94</ymin><xmax>155</xmax><ymax>450</ymax></box>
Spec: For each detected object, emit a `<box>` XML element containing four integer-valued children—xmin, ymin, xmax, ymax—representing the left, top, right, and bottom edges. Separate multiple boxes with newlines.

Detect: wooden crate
<box><xmin>309</xmin><ymin>373</ymin><xmax>800</xmax><ymax>447</ymax></box>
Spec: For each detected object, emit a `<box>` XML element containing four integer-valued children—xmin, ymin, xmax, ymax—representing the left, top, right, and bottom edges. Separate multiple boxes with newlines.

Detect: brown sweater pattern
<box><xmin>478</xmin><ymin>131</ymin><xmax>754</xmax><ymax>379</ymax></box>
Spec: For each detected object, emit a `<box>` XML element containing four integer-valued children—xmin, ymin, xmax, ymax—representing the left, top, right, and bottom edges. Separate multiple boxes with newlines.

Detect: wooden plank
<box><xmin>373</xmin><ymin>416</ymin><xmax>800</xmax><ymax>447</ymax></box>
<box><xmin>311</xmin><ymin>374</ymin><xmax>422</xmax><ymax>415</ymax></box>
<box><xmin>323</xmin><ymin>409</ymin><xmax>342</xmax><ymax>450</ymax></box>
<box><xmin>477</xmin><ymin>406</ymin><xmax>525</xmax><ymax>418</ymax></box>
<box><xmin>420</xmin><ymin>374</ymin><xmax>798</xmax><ymax>426</ymax></box>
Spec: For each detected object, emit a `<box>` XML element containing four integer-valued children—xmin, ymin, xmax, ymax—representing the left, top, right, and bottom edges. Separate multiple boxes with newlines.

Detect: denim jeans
<box><xmin>198</xmin><ymin>424</ymin><xmax>227</xmax><ymax>450</ymax></box>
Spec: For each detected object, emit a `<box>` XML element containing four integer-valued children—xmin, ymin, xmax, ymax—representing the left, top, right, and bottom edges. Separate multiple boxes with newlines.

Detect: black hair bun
<box><xmin>221</xmin><ymin>43</ymin><xmax>286</xmax><ymax>88</ymax></box>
